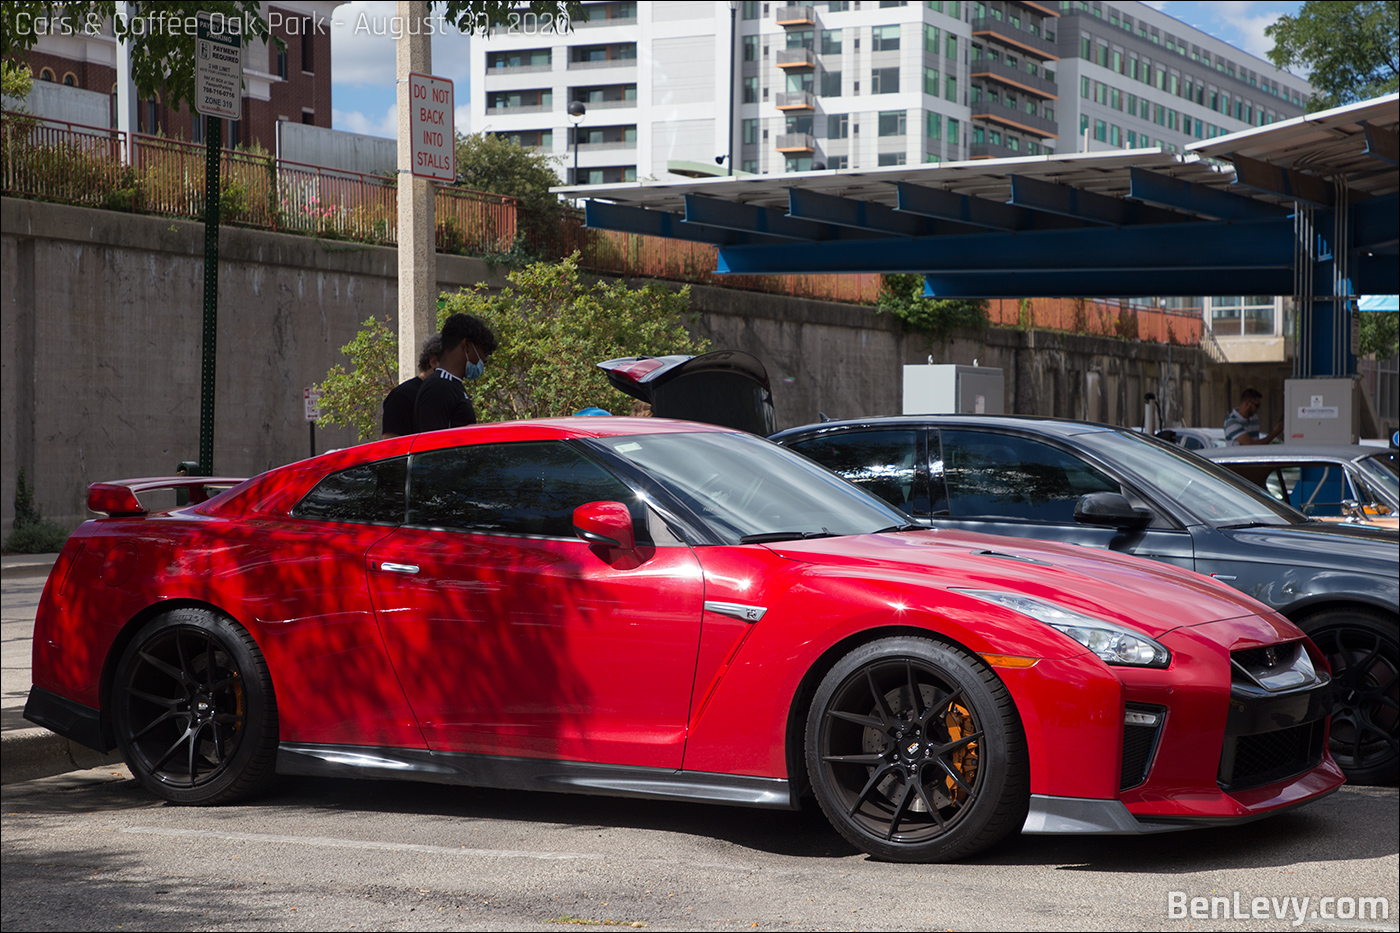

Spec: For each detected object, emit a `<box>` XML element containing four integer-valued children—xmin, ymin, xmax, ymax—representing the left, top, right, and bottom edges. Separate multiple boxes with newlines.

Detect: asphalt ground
<box><xmin>1</xmin><ymin>554</ymin><xmax>124</xmax><ymax>784</ymax></box>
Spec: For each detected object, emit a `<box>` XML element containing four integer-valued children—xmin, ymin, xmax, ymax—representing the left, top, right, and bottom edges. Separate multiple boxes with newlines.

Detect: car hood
<box><xmin>763</xmin><ymin>528</ymin><xmax>1274</xmax><ymax>640</ymax></box>
<box><xmin>1217</xmin><ymin>521</ymin><xmax>1399</xmax><ymax>570</ymax></box>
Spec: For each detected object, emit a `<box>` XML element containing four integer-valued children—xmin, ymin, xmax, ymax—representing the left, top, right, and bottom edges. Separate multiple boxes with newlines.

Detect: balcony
<box><xmin>776</xmin><ymin>90</ymin><xmax>816</xmax><ymax>111</ymax></box>
<box><xmin>1015</xmin><ymin>1</ymin><xmax>1060</xmax><ymax>17</ymax></box>
<box><xmin>970</xmin><ymin>58</ymin><xmax>1058</xmax><ymax>99</ymax></box>
<box><xmin>776</xmin><ymin>5</ymin><xmax>816</xmax><ymax>26</ymax></box>
<box><xmin>568</xmin><ymin>57</ymin><xmax>638</xmax><ymax>70</ymax></box>
<box><xmin>971</xmin><ymin>98</ymin><xmax>1058</xmax><ymax>138</ymax></box>
<box><xmin>776</xmin><ymin>48</ymin><xmax>816</xmax><ymax>69</ymax></box>
<box><xmin>971</xmin><ymin>17</ymin><xmax>1060</xmax><ymax>60</ymax></box>
<box><xmin>970</xmin><ymin>140</ymin><xmax>1035</xmax><ymax>160</ymax></box>
<box><xmin>572</xmin><ymin>97</ymin><xmax>637</xmax><ymax>110</ymax></box>
<box><xmin>775</xmin><ymin>132</ymin><xmax>816</xmax><ymax>153</ymax></box>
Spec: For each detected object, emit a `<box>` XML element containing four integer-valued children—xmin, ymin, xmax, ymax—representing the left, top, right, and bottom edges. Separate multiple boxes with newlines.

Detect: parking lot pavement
<box><xmin>1</xmin><ymin>554</ymin><xmax>122</xmax><ymax>784</ymax></box>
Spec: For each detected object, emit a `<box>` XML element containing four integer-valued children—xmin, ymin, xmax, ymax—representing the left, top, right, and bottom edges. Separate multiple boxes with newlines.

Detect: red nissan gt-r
<box><xmin>26</xmin><ymin>419</ymin><xmax>1342</xmax><ymax>862</ymax></box>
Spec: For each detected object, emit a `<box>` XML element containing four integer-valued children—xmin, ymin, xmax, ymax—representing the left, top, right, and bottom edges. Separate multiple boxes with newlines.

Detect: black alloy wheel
<box><xmin>112</xmin><ymin>608</ymin><xmax>279</xmax><ymax>804</ymax></box>
<box><xmin>1302</xmin><ymin>610</ymin><xmax>1400</xmax><ymax>785</ymax></box>
<box><xmin>806</xmin><ymin>636</ymin><xmax>1028</xmax><ymax>862</ymax></box>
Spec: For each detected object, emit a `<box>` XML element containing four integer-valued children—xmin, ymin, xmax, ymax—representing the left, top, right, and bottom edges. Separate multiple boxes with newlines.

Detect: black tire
<box><xmin>805</xmin><ymin>636</ymin><xmax>1029</xmax><ymax>862</ymax></box>
<box><xmin>112</xmin><ymin>608</ymin><xmax>279</xmax><ymax>804</ymax></box>
<box><xmin>1299</xmin><ymin>609</ymin><xmax>1399</xmax><ymax>785</ymax></box>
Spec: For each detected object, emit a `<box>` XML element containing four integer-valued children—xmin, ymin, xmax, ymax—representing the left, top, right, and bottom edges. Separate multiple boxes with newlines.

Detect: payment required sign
<box><xmin>410</xmin><ymin>73</ymin><xmax>455</xmax><ymax>181</ymax></box>
<box><xmin>195</xmin><ymin>14</ymin><xmax>243</xmax><ymax>120</ymax></box>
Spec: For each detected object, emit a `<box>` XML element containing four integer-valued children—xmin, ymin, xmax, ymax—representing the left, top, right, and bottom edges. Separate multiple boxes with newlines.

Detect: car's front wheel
<box><xmin>806</xmin><ymin>636</ymin><xmax>1028</xmax><ymax>862</ymax></box>
<box><xmin>1301</xmin><ymin>609</ymin><xmax>1399</xmax><ymax>785</ymax></box>
<box><xmin>112</xmin><ymin>608</ymin><xmax>279</xmax><ymax>804</ymax></box>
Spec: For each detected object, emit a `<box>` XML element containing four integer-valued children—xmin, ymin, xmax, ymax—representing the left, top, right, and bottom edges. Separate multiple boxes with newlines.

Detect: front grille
<box><xmin>1218</xmin><ymin>721</ymin><xmax>1325</xmax><ymax>790</ymax></box>
<box><xmin>1120</xmin><ymin>704</ymin><xmax>1165</xmax><ymax>790</ymax></box>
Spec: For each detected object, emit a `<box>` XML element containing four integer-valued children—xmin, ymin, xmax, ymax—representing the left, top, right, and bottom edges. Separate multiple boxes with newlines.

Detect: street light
<box><xmin>568</xmin><ymin>100</ymin><xmax>586</xmax><ymax>185</ymax></box>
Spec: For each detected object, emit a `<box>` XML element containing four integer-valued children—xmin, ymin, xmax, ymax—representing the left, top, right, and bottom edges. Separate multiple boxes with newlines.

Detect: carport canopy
<box><xmin>558</xmin><ymin>94</ymin><xmax>1398</xmax><ymax>378</ymax></box>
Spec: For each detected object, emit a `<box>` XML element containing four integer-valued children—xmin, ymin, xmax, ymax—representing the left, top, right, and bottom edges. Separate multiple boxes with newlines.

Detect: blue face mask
<box><xmin>464</xmin><ymin>358</ymin><xmax>485</xmax><ymax>380</ymax></box>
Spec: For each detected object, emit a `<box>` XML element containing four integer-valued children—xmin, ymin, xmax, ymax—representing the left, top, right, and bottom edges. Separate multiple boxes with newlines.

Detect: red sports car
<box><xmin>26</xmin><ymin>419</ymin><xmax>1342</xmax><ymax>862</ymax></box>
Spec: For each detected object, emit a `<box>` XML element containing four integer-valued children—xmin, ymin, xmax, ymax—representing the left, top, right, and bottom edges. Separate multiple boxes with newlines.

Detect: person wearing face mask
<box><xmin>414</xmin><ymin>312</ymin><xmax>497</xmax><ymax>433</ymax></box>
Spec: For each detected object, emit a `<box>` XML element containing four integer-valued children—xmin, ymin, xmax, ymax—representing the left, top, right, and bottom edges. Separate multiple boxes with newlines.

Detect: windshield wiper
<box><xmin>740</xmin><ymin>530</ymin><xmax>840</xmax><ymax>544</ymax></box>
<box><xmin>874</xmin><ymin>523</ymin><xmax>925</xmax><ymax>533</ymax></box>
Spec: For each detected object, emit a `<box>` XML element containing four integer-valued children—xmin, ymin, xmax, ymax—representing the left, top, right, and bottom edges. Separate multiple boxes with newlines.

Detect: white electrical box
<box><xmin>1284</xmin><ymin>377</ymin><xmax>1359</xmax><ymax>445</ymax></box>
<box><xmin>903</xmin><ymin>365</ymin><xmax>1004</xmax><ymax>415</ymax></box>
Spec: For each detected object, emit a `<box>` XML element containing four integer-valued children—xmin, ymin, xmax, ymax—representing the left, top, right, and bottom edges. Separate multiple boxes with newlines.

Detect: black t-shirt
<box><xmin>414</xmin><ymin>370</ymin><xmax>476</xmax><ymax>432</ymax></box>
<box><xmin>381</xmin><ymin>375</ymin><xmax>423</xmax><ymax>436</ymax></box>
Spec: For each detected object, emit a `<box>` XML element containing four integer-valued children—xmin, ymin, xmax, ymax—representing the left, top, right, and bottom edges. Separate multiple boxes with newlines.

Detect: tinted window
<box><xmin>294</xmin><ymin>457</ymin><xmax>407</xmax><ymax>525</ymax></box>
<box><xmin>408</xmin><ymin>441</ymin><xmax>631</xmax><ymax>537</ymax></box>
<box><xmin>788</xmin><ymin>429</ymin><xmax>927</xmax><ymax>515</ymax></box>
<box><xmin>937</xmin><ymin>430</ymin><xmax>1118</xmax><ymax>522</ymax></box>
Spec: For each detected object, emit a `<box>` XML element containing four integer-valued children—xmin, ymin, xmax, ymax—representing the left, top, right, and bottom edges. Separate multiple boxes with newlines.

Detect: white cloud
<box><xmin>333</xmin><ymin>101</ymin><xmax>398</xmax><ymax>139</ymax></box>
<box><xmin>1209</xmin><ymin>1</ymin><xmax>1286</xmax><ymax>58</ymax></box>
<box><xmin>330</xmin><ymin>0</ymin><xmax>399</xmax><ymax>87</ymax></box>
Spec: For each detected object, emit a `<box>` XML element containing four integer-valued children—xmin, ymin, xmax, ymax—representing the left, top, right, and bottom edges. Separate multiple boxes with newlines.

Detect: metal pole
<box><xmin>395</xmin><ymin>0</ymin><xmax>435</xmax><ymax>383</ymax></box>
<box><xmin>198</xmin><ymin>114</ymin><xmax>221</xmax><ymax>475</ymax></box>
<box><xmin>728</xmin><ymin>2</ymin><xmax>736</xmax><ymax>175</ymax></box>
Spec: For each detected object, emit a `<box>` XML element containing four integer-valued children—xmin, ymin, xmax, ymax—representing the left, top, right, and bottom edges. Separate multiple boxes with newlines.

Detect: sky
<box><xmin>329</xmin><ymin>0</ymin><xmax>1307</xmax><ymax>140</ymax></box>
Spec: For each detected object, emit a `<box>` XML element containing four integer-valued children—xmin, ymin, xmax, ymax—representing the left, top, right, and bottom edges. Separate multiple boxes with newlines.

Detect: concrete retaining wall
<box><xmin>2</xmin><ymin>196</ymin><xmax>1290</xmax><ymax>537</ymax></box>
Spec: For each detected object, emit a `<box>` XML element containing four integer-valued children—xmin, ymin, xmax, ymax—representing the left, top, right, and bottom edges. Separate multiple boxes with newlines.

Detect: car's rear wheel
<box><xmin>112</xmin><ymin>608</ymin><xmax>279</xmax><ymax>804</ymax></box>
<box><xmin>806</xmin><ymin>636</ymin><xmax>1028</xmax><ymax>862</ymax></box>
<box><xmin>1300</xmin><ymin>609</ymin><xmax>1399</xmax><ymax>785</ymax></box>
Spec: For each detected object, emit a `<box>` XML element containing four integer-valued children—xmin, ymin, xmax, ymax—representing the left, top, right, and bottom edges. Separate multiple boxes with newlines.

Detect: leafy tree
<box><xmin>315</xmin><ymin>316</ymin><xmax>402</xmax><ymax>442</ymax></box>
<box><xmin>876</xmin><ymin>274</ymin><xmax>989</xmax><ymax>343</ymax></box>
<box><xmin>1266</xmin><ymin>1</ymin><xmax>1400</xmax><ymax>110</ymax></box>
<box><xmin>454</xmin><ymin>131</ymin><xmax>566</xmax><ymax>256</ymax></box>
<box><xmin>1</xmin><ymin>1</ymin><xmax>584</xmax><ymax>113</ymax></box>
<box><xmin>1359</xmin><ymin>311</ymin><xmax>1398</xmax><ymax>360</ymax></box>
<box><xmin>315</xmin><ymin>255</ymin><xmax>708</xmax><ymax>439</ymax></box>
<box><xmin>1</xmin><ymin>59</ymin><xmax>33</xmax><ymax>102</ymax></box>
<box><xmin>4</xmin><ymin>467</ymin><xmax>70</xmax><ymax>554</ymax></box>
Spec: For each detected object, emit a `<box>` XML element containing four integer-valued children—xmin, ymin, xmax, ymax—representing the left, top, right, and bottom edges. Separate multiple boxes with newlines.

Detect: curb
<box><xmin>1</xmin><ymin>727</ymin><xmax>123</xmax><ymax>785</ymax></box>
<box><xmin>1</xmin><ymin>554</ymin><xmax>59</xmax><ymax>580</ymax></box>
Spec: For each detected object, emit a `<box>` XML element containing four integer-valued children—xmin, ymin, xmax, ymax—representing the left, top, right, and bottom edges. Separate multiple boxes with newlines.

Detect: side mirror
<box><xmin>573</xmin><ymin>501</ymin><xmax>636</xmax><ymax>550</ymax></box>
<box><xmin>1074</xmin><ymin>492</ymin><xmax>1151</xmax><ymax>530</ymax></box>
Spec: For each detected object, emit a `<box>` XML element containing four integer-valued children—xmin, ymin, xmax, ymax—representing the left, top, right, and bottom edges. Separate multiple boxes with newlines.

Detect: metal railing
<box><xmin>2</xmin><ymin>112</ymin><xmax>516</xmax><ymax>253</ymax></box>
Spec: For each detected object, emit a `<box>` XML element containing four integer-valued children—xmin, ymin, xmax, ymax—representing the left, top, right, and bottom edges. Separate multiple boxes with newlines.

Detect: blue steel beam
<box><xmin>682</xmin><ymin>194</ymin><xmax>880</xmax><ymax>241</ymax></box>
<box><xmin>584</xmin><ymin>200</ymin><xmax>788</xmax><ymax>247</ymax></box>
<box><xmin>1127</xmin><ymin>167</ymin><xmax>1289</xmax><ymax>221</ymax></box>
<box><xmin>787</xmin><ymin>187</ymin><xmax>983</xmax><ymax>237</ymax></box>
<box><xmin>1010</xmin><ymin>174</ymin><xmax>1194</xmax><ymax>226</ymax></box>
<box><xmin>1348</xmin><ymin>191</ymin><xmax>1400</xmax><ymax>252</ymax></box>
<box><xmin>1362</xmin><ymin>122</ymin><xmax>1399</xmax><ymax>166</ymax></box>
<box><xmin>713</xmin><ymin>216</ymin><xmax>1294</xmax><ymax>275</ymax></box>
<box><xmin>894</xmin><ymin>181</ymin><xmax>1084</xmax><ymax>231</ymax></box>
<box><xmin>920</xmin><ymin>268</ymin><xmax>1294</xmax><ymax>297</ymax></box>
<box><xmin>1229</xmin><ymin>153</ymin><xmax>1334</xmax><ymax>207</ymax></box>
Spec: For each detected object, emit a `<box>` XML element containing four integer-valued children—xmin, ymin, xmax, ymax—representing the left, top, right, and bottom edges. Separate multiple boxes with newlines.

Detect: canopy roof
<box><xmin>559</xmin><ymin>95</ymin><xmax>1398</xmax><ymax>301</ymax></box>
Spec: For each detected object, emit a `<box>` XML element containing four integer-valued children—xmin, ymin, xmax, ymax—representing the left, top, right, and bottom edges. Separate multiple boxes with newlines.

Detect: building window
<box><xmin>743</xmin><ymin>77</ymin><xmax>758</xmax><ymax>104</ymax></box>
<box><xmin>947</xmin><ymin>117</ymin><xmax>959</xmax><ymax>144</ymax></box>
<box><xmin>828</xmin><ymin>113</ymin><xmax>849</xmax><ymax>138</ymax></box>
<box><xmin>742</xmin><ymin>159</ymin><xmax>758</xmax><ymax>173</ymax></box>
<box><xmin>878</xmin><ymin>110</ymin><xmax>906</xmax><ymax>136</ymax></box>
<box><xmin>878</xmin><ymin>151</ymin><xmax>906</xmax><ymax>166</ymax></box>
<box><xmin>946</xmin><ymin>33</ymin><xmax>957</xmax><ymax>59</ymax></box>
<box><xmin>924</xmin><ymin>24</ymin><xmax>940</xmax><ymax>52</ymax></box>
<box><xmin>828</xmin><ymin>155</ymin><xmax>848</xmax><ymax>169</ymax></box>
<box><xmin>821</xmin><ymin>29</ymin><xmax>842</xmax><ymax>54</ymax></box>
<box><xmin>873</xmin><ymin>25</ymin><xmax>901</xmax><ymax>51</ymax></box>
<box><xmin>872</xmin><ymin>67</ymin><xmax>900</xmax><ymax>94</ymax></box>
<box><xmin>945</xmin><ymin>75</ymin><xmax>956</xmax><ymax>102</ymax></box>
<box><xmin>39</xmin><ymin>68</ymin><xmax>55</xmax><ymax>82</ymax></box>
<box><xmin>786</xmin><ymin>155</ymin><xmax>813</xmax><ymax>172</ymax></box>
<box><xmin>924</xmin><ymin>67</ymin><xmax>939</xmax><ymax>95</ymax></box>
<box><xmin>743</xmin><ymin>1</ymin><xmax>759</xmax><ymax>19</ymax></box>
<box><xmin>821</xmin><ymin>69</ymin><xmax>842</xmax><ymax>96</ymax></box>
<box><xmin>276</xmin><ymin>45</ymin><xmax>288</xmax><ymax>79</ymax></box>
<box><xmin>743</xmin><ymin>35</ymin><xmax>759</xmax><ymax>62</ymax></box>
<box><xmin>926</xmin><ymin>111</ymin><xmax>941</xmax><ymax>139</ymax></box>
<box><xmin>743</xmin><ymin>119</ymin><xmax>758</xmax><ymax>145</ymax></box>
<box><xmin>301</xmin><ymin>21</ymin><xmax>314</xmax><ymax>72</ymax></box>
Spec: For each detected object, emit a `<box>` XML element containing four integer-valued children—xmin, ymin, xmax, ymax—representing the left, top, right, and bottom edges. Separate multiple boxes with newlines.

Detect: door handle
<box><xmin>377</xmin><ymin>562</ymin><xmax>420</xmax><ymax>575</ymax></box>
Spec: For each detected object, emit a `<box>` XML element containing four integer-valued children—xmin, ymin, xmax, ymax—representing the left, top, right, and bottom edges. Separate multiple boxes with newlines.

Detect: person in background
<box><xmin>414</xmin><ymin>313</ymin><xmax>497</xmax><ymax>432</ymax></box>
<box><xmin>1224</xmin><ymin>387</ymin><xmax>1283</xmax><ymax>446</ymax></box>
<box><xmin>381</xmin><ymin>334</ymin><xmax>442</xmax><ymax>438</ymax></box>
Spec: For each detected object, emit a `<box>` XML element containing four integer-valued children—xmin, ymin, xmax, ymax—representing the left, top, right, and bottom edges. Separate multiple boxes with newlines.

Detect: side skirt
<box><xmin>277</xmin><ymin>743</ymin><xmax>797</xmax><ymax>810</ymax></box>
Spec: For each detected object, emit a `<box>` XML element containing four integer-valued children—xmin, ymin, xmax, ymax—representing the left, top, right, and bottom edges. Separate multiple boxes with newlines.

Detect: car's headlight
<box><xmin>954</xmin><ymin>589</ymin><xmax>1171</xmax><ymax>668</ymax></box>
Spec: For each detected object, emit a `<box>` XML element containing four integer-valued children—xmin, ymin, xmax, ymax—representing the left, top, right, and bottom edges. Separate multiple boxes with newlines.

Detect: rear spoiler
<box><xmin>88</xmin><ymin>476</ymin><xmax>248</xmax><ymax>516</ymax></box>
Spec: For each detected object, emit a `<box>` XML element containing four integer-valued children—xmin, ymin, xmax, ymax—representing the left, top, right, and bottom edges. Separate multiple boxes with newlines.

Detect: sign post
<box><xmin>193</xmin><ymin>14</ymin><xmax>242</xmax><ymax>475</ymax></box>
<box><xmin>304</xmin><ymin>387</ymin><xmax>322</xmax><ymax>459</ymax></box>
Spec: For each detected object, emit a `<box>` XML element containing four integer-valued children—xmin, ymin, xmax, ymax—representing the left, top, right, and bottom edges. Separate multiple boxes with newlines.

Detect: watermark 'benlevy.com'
<box><xmin>1168</xmin><ymin>891</ymin><xmax>1391</xmax><ymax>925</ymax></box>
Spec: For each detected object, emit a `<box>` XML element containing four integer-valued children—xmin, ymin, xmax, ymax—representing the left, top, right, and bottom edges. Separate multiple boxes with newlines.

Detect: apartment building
<box><xmin>473</xmin><ymin>0</ymin><xmax>1311</xmax><ymax>180</ymax></box>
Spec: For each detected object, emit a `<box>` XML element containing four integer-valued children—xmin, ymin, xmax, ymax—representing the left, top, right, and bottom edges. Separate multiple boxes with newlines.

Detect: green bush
<box><xmin>4</xmin><ymin>468</ymin><xmax>70</xmax><ymax>554</ymax></box>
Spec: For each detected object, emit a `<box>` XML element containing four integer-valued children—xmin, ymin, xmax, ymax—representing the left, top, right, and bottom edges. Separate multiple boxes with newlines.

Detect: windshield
<box><xmin>593</xmin><ymin>431</ymin><xmax>909</xmax><ymax>544</ymax></box>
<box><xmin>1074</xmin><ymin>430</ymin><xmax>1306</xmax><ymax>527</ymax></box>
<box><xmin>1357</xmin><ymin>452</ymin><xmax>1400</xmax><ymax>509</ymax></box>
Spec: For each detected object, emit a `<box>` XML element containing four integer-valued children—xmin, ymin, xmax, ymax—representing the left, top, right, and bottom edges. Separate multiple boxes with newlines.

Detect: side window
<box><xmin>408</xmin><ymin>441</ymin><xmax>632</xmax><ymax>537</ymax></box>
<box><xmin>293</xmin><ymin>457</ymin><xmax>407</xmax><ymax>525</ymax></box>
<box><xmin>787</xmin><ymin>429</ymin><xmax>927</xmax><ymax>515</ymax></box>
<box><xmin>938</xmin><ymin>430</ymin><xmax>1119</xmax><ymax>522</ymax></box>
<box><xmin>1289</xmin><ymin>464</ymin><xmax>1349</xmax><ymax>516</ymax></box>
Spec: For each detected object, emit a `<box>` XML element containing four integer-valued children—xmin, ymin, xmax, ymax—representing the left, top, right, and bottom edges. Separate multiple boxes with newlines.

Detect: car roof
<box><xmin>771</xmin><ymin>414</ymin><xmax>1125</xmax><ymax>441</ymax></box>
<box><xmin>1202</xmin><ymin>444</ymin><xmax>1381</xmax><ymax>461</ymax></box>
